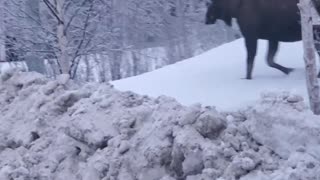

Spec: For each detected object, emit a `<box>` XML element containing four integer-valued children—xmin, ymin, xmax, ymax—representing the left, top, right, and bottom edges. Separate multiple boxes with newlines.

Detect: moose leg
<box><xmin>267</xmin><ymin>40</ymin><xmax>293</xmax><ymax>75</ymax></box>
<box><xmin>245</xmin><ymin>37</ymin><xmax>257</xmax><ymax>79</ymax></box>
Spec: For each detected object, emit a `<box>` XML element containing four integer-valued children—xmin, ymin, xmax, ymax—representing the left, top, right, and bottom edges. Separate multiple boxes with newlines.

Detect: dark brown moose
<box><xmin>205</xmin><ymin>0</ymin><xmax>320</xmax><ymax>79</ymax></box>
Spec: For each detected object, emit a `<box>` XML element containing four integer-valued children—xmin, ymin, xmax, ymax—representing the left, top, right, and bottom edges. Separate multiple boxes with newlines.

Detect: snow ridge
<box><xmin>0</xmin><ymin>71</ymin><xmax>319</xmax><ymax>180</ymax></box>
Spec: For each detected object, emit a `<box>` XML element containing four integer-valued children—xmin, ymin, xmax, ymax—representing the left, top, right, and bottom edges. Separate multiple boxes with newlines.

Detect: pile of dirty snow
<box><xmin>0</xmin><ymin>71</ymin><xmax>320</xmax><ymax>180</ymax></box>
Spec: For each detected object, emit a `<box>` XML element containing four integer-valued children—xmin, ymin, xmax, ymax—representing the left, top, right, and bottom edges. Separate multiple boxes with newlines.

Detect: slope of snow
<box><xmin>112</xmin><ymin>39</ymin><xmax>314</xmax><ymax>110</ymax></box>
<box><xmin>1</xmin><ymin>71</ymin><xmax>320</xmax><ymax>180</ymax></box>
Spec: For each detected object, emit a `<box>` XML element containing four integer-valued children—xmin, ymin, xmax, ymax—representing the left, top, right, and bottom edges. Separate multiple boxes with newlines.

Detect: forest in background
<box><xmin>1</xmin><ymin>0</ymin><xmax>240</xmax><ymax>82</ymax></box>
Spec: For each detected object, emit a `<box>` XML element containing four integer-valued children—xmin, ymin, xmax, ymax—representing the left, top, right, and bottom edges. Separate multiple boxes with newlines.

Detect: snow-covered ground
<box><xmin>113</xmin><ymin>39</ymin><xmax>314</xmax><ymax>111</ymax></box>
<box><xmin>0</xmin><ymin>61</ymin><xmax>28</xmax><ymax>74</ymax></box>
<box><xmin>1</xmin><ymin>39</ymin><xmax>320</xmax><ymax>180</ymax></box>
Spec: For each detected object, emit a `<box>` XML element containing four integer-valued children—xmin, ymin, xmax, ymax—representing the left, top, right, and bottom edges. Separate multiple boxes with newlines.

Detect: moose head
<box><xmin>205</xmin><ymin>0</ymin><xmax>241</xmax><ymax>26</ymax></box>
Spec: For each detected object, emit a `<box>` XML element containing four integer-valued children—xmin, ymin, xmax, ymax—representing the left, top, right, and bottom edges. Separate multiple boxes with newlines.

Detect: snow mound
<box><xmin>0</xmin><ymin>72</ymin><xmax>320</xmax><ymax>180</ymax></box>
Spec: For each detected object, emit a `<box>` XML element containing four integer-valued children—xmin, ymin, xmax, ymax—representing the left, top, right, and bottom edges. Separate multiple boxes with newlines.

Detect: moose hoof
<box><xmin>243</xmin><ymin>76</ymin><xmax>252</xmax><ymax>80</ymax></box>
<box><xmin>285</xmin><ymin>68</ymin><xmax>294</xmax><ymax>75</ymax></box>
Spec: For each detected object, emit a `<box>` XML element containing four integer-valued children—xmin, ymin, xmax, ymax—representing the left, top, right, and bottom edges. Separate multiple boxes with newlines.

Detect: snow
<box><xmin>112</xmin><ymin>38</ymin><xmax>314</xmax><ymax>111</ymax></box>
<box><xmin>0</xmin><ymin>70</ymin><xmax>320</xmax><ymax>180</ymax></box>
<box><xmin>0</xmin><ymin>61</ymin><xmax>28</xmax><ymax>74</ymax></box>
<box><xmin>1</xmin><ymin>39</ymin><xmax>320</xmax><ymax>180</ymax></box>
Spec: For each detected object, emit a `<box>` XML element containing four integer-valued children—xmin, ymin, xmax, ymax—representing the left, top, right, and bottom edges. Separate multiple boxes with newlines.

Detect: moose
<box><xmin>205</xmin><ymin>0</ymin><xmax>320</xmax><ymax>79</ymax></box>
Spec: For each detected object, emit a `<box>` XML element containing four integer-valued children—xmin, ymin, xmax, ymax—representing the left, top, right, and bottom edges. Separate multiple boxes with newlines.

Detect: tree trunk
<box><xmin>298</xmin><ymin>0</ymin><xmax>320</xmax><ymax>115</ymax></box>
<box><xmin>25</xmin><ymin>0</ymin><xmax>46</xmax><ymax>74</ymax></box>
<box><xmin>109</xmin><ymin>50</ymin><xmax>122</xmax><ymax>80</ymax></box>
<box><xmin>84</xmin><ymin>55</ymin><xmax>90</xmax><ymax>82</ymax></box>
<box><xmin>176</xmin><ymin>0</ymin><xmax>192</xmax><ymax>59</ymax></box>
<box><xmin>0</xmin><ymin>0</ymin><xmax>6</xmax><ymax>62</ymax></box>
<box><xmin>56</xmin><ymin>0</ymin><xmax>69</xmax><ymax>74</ymax></box>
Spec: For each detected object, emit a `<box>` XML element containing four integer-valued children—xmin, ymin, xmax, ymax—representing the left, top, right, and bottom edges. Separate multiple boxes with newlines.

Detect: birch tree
<box><xmin>298</xmin><ymin>0</ymin><xmax>320</xmax><ymax>115</ymax></box>
<box><xmin>6</xmin><ymin>0</ymin><xmax>106</xmax><ymax>77</ymax></box>
<box><xmin>41</xmin><ymin>0</ymin><xmax>104</xmax><ymax>77</ymax></box>
<box><xmin>0</xmin><ymin>0</ymin><xmax>5</xmax><ymax>62</ymax></box>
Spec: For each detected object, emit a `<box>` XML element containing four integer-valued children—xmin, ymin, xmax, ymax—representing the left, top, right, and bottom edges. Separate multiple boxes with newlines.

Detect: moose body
<box><xmin>206</xmin><ymin>0</ymin><xmax>320</xmax><ymax>79</ymax></box>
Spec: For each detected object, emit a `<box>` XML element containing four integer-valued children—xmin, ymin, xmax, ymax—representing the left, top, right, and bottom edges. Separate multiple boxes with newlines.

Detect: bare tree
<box><xmin>5</xmin><ymin>0</ymin><xmax>106</xmax><ymax>77</ymax></box>
<box><xmin>41</xmin><ymin>0</ymin><xmax>104</xmax><ymax>77</ymax></box>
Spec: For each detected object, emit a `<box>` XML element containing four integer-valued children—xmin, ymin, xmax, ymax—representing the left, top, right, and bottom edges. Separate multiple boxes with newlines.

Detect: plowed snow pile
<box><xmin>0</xmin><ymin>71</ymin><xmax>320</xmax><ymax>180</ymax></box>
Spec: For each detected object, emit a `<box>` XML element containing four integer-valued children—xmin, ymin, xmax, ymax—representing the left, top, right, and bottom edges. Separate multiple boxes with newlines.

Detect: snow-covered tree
<box><xmin>5</xmin><ymin>0</ymin><xmax>108</xmax><ymax>77</ymax></box>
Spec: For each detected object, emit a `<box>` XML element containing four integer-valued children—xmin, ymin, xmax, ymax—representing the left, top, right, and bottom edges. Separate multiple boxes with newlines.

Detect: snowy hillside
<box><xmin>113</xmin><ymin>39</ymin><xmax>313</xmax><ymax>110</ymax></box>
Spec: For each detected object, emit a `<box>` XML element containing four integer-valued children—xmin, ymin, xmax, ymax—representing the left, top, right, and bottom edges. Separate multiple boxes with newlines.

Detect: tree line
<box><xmin>1</xmin><ymin>0</ymin><xmax>239</xmax><ymax>81</ymax></box>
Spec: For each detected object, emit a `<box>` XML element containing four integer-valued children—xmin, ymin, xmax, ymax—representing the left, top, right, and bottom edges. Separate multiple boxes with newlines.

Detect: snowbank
<box><xmin>0</xmin><ymin>72</ymin><xmax>320</xmax><ymax>180</ymax></box>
